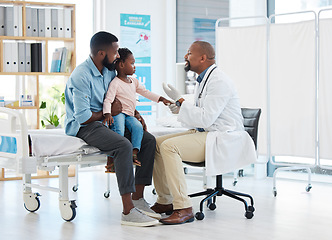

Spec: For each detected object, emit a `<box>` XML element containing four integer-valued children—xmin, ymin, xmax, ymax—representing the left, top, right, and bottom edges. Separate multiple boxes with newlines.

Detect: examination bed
<box><xmin>0</xmin><ymin>107</ymin><xmax>186</xmax><ymax>221</ymax></box>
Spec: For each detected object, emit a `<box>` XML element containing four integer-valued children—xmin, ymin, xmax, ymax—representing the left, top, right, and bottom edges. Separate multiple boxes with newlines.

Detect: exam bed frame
<box><xmin>0</xmin><ymin>107</ymin><xmax>189</xmax><ymax>221</ymax></box>
<box><xmin>0</xmin><ymin>107</ymin><xmax>108</xmax><ymax>221</ymax></box>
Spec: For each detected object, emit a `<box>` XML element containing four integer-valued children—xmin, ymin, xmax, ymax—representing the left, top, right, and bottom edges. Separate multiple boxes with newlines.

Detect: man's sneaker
<box><xmin>132</xmin><ymin>198</ymin><xmax>162</xmax><ymax>219</ymax></box>
<box><xmin>121</xmin><ymin>207</ymin><xmax>159</xmax><ymax>227</ymax></box>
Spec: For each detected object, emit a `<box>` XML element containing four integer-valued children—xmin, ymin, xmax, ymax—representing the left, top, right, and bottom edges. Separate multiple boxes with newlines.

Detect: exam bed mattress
<box><xmin>28</xmin><ymin>126</ymin><xmax>187</xmax><ymax>159</ymax></box>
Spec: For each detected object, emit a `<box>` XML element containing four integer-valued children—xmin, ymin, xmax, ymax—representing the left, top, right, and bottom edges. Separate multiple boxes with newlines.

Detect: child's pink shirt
<box><xmin>103</xmin><ymin>76</ymin><xmax>160</xmax><ymax>116</ymax></box>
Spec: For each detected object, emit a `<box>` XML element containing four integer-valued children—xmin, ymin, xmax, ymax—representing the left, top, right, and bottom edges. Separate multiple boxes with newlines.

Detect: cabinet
<box><xmin>0</xmin><ymin>1</ymin><xmax>76</xmax><ymax>180</ymax></box>
<box><xmin>0</xmin><ymin>0</ymin><xmax>76</xmax><ymax>129</ymax></box>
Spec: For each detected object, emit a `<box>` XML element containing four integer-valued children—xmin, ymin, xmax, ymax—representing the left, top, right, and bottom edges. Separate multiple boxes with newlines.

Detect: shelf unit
<box><xmin>0</xmin><ymin>1</ymin><xmax>76</xmax><ymax>180</ymax></box>
<box><xmin>0</xmin><ymin>1</ymin><xmax>76</xmax><ymax>127</ymax></box>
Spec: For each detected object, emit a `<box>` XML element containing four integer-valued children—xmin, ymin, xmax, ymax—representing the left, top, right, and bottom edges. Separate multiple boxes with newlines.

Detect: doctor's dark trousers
<box><xmin>76</xmin><ymin>121</ymin><xmax>156</xmax><ymax>195</ymax></box>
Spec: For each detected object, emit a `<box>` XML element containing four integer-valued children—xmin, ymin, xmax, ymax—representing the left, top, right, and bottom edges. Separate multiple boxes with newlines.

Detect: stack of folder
<box><xmin>3</xmin><ymin>42</ymin><xmax>42</xmax><ymax>72</ymax></box>
<box><xmin>0</xmin><ymin>5</ymin><xmax>23</xmax><ymax>36</ymax></box>
<box><xmin>26</xmin><ymin>7</ymin><xmax>72</xmax><ymax>38</ymax></box>
<box><xmin>0</xmin><ymin>5</ymin><xmax>72</xmax><ymax>38</ymax></box>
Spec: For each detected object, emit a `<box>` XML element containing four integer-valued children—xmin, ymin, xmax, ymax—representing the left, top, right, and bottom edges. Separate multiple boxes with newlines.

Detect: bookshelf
<box><xmin>0</xmin><ymin>0</ymin><xmax>76</xmax><ymax>127</ymax></box>
<box><xmin>0</xmin><ymin>0</ymin><xmax>76</xmax><ymax>180</ymax></box>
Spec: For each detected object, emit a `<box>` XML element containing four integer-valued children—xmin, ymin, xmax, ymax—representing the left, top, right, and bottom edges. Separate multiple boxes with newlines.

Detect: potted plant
<box><xmin>39</xmin><ymin>87</ymin><xmax>65</xmax><ymax>128</ymax></box>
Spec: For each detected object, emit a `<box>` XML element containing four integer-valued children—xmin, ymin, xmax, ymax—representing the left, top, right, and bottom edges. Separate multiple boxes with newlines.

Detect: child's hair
<box><xmin>118</xmin><ymin>48</ymin><xmax>133</xmax><ymax>62</ymax></box>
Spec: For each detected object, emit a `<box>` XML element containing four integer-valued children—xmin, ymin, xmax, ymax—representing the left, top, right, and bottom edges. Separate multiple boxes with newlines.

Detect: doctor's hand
<box><xmin>162</xmin><ymin>83</ymin><xmax>182</xmax><ymax>101</ymax></box>
<box><xmin>103</xmin><ymin>113</ymin><xmax>114</xmax><ymax>127</ymax></box>
<box><xmin>168</xmin><ymin>103</ymin><xmax>180</xmax><ymax>114</ymax></box>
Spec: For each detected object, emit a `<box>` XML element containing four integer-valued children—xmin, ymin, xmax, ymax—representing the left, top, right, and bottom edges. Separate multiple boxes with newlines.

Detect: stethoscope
<box><xmin>198</xmin><ymin>66</ymin><xmax>217</xmax><ymax>99</ymax></box>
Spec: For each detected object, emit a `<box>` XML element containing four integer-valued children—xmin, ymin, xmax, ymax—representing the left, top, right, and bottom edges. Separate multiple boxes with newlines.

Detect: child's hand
<box><xmin>159</xmin><ymin>96</ymin><xmax>173</xmax><ymax>106</ymax></box>
<box><xmin>103</xmin><ymin>113</ymin><xmax>114</xmax><ymax>126</ymax></box>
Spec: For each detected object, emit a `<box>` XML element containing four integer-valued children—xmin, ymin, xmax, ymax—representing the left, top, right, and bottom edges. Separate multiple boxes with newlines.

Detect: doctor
<box><xmin>151</xmin><ymin>41</ymin><xmax>256</xmax><ymax>225</ymax></box>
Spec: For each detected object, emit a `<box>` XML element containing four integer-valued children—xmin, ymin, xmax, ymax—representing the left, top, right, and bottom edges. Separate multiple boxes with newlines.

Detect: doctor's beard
<box><xmin>184</xmin><ymin>60</ymin><xmax>191</xmax><ymax>72</ymax></box>
<box><xmin>103</xmin><ymin>54</ymin><xmax>117</xmax><ymax>71</ymax></box>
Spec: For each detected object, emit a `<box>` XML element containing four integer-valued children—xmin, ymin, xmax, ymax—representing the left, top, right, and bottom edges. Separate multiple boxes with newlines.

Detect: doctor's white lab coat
<box><xmin>177</xmin><ymin>64</ymin><xmax>257</xmax><ymax>176</ymax></box>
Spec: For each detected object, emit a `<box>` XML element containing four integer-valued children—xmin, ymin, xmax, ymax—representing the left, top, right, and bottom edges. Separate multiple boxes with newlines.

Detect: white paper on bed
<box><xmin>28</xmin><ymin>129</ymin><xmax>90</xmax><ymax>158</ymax></box>
<box><xmin>28</xmin><ymin>126</ymin><xmax>188</xmax><ymax>158</ymax></box>
<box><xmin>148</xmin><ymin>125</ymin><xmax>187</xmax><ymax>137</ymax></box>
<box><xmin>216</xmin><ymin>24</ymin><xmax>267</xmax><ymax>155</ymax></box>
<box><xmin>318</xmin><ymin>18</ymin><xmax>332</xmax><ymax>161</ymax></box>
<box><xmin>156</xmin><ymin>115</ymin><xmax>183</xmax><ymax>128</ymax></box>
<box><xmin>269</xmin><ymin>20</ymin><xmax>316</xmax><ymax>159</ymax></box>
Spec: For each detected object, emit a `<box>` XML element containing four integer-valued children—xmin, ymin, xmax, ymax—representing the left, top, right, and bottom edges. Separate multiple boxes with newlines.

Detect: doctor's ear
<box><xmin>200</xmin><ymin>54</ymin><xmax>207</xmax><ymax>63</ymax></box>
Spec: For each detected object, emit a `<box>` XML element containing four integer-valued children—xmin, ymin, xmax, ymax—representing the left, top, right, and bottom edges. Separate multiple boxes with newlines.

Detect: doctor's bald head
<box><xmin>184</xmin><ymin>41</ymin><xmax>215</xmax><ymax>74</ymax></box>
<box><xmin>193</xmin><ymin>41</ymin><xmax>215</xmax><ymax>61</ymax></box>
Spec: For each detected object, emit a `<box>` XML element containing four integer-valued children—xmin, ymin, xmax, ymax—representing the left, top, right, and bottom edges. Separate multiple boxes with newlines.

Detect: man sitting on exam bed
<box><xmin>64</xmin><ymin>31</ymin><xmax>161</xmax><ymax>227</ymax></box>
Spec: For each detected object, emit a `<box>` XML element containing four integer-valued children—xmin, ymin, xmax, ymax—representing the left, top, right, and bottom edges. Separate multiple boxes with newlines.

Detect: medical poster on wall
<box><xmin>120</xmin><ymin>13</ymin><xmax>152</xmax><ymax>115</ymax></box>
<box><xmin>193</xmin><ymin>18</ymin><xmax>216</xmax><ymax>48</ymax></box>
<box><xmin>120</xmin><ymin>13</ymin><xmax>151</xmax><ymax>64</ymax></box>
<box><xmin>134</xmin><ymin>66</ymin><xmax>152</xmax><ymax>114</ymax></box>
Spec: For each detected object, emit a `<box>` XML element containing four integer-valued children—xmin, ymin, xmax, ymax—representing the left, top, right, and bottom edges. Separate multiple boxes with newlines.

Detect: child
<box><xmin>103</xmin><ymin>48</ymin><xmax>172</xmax><ymax>172</ymax></box>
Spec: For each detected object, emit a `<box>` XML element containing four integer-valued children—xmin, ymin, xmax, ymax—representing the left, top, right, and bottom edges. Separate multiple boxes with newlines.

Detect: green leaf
<box><xmin>61</xmin><ymin>93</ymin><xmax>65</xmax><ymax>105</ymax></box>
<box><xmin>53</xmin><ymin>114</ymin><xmax>59</xmax><ymax>127</ymax></box>
<box><xmin>41</xmin><ymin>120</ymin><xmax>45</xmax><ymax>128</ymax></box>
<box><xmin>40</xmin><ymin>101</ymin><xmax>46</xmax><ymax>109</ymax></box>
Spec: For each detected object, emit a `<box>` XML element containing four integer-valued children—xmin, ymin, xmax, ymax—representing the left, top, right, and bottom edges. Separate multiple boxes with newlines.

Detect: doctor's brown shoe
<box><xmin>151</xmin><ymin>202</ymin><xmax>173</xmax><ymax>215</ymax></box>
<box><xmin>159</xmin><ymin>207</ymin><xmax>194</xmax><ymax>225</ymax></box>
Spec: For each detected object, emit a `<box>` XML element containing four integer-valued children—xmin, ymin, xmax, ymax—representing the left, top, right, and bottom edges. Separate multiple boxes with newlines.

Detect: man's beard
<box><xmin>184</xmin><ymin>60</ymin><xmax>191</xmax><ymax>72</ymax></box>
<box><xmin>103</xmin><ymin>54</ymin><xmax>117</xmax><ymax>71</ymax></box>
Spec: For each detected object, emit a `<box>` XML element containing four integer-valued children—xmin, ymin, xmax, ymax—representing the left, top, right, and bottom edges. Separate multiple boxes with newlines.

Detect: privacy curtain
<box><xmin>318</xmin><ymin>18</ymin><xmax>332</xmax><ymax>161</ymax></box>
<box><xmin>269</xmin><ymin>20</ymin><xmax>316</xmax><ymax>158</ymax></box>
<box><xmin>216</xmin><ymin>24</ymin><xmax>268</xmax><ymax>155</ymax></box>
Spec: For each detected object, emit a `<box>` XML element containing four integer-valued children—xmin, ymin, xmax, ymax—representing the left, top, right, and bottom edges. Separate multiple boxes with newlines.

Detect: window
<box><xmin>176</xmin><ymin>0</ymin><xmax>229</xmax><ymax>62</ymax></box>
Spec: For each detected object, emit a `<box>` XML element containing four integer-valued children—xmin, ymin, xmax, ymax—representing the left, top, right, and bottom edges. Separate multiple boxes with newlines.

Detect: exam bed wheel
<box><xmin>104</xmin><ymin>191</ymin><xmax>110</xmax><ymax>198</ymax></box>
<box><xmin>23</xmin><ymin>192</ymin><xmax>41</xmax><ymax>212</ymax></box>
<box><xmin>305</xmin><ymin>184</ymin><xmax>312</xmax><ymax>192</ymax></box>
<box><xmin>72</xmin><ymin>186</ymin><xmax>78</xmax><ymax>192</ymax></box>
<box><xmin>195</xmin><ymin>212</ymin><xmax>204</xmax><ymax>220</ymax></box>
<box><xmin>63</xmin><ymin>208</ymin><xmax>76</xmax><ymax>222</ymax></box>
<box><xmin>59</xmin><ymin>200</ymin><xmax>77</xmax><ymax>222</ymax></box>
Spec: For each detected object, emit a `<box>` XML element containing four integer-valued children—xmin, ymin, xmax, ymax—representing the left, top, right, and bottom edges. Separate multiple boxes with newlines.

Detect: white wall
<box><xmin>93</xmin><ymin>0</ymin><xmax>176</xmax><ymax>99</ymax></box>
<box><xmin>230</xmin><ymin>0</ymin><xmax>266</xmax><ymax>17</ymax></box>
<box><xmin>229</xmin><ymin>0</ymin><xmax>267</xmax><ymax>26</ymax></box>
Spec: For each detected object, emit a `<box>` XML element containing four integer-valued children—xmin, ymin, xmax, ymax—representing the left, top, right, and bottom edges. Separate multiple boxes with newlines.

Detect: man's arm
<box><xmin>82</xmin><ymin>111</ymin><xmax>104</xmax><ymax>124</ymax></box>
<box><xmin>70</xmin><ymin>76</ymin><xmax>94</xmax><ymax>125</ymax></box>
<box><xmin>82</xmin><ymin>98</ymin><xmax>122</xmax><ymax>124</ymax></box>
<box><xmin>134</xmin><ymin>109</ymin><xmax>147</xmax><ymax>131</ymax></box>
